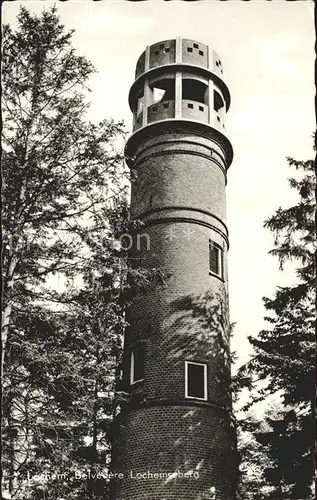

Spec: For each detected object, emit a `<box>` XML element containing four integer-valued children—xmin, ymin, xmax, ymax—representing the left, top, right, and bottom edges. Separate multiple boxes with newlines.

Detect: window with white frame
<box><xmin>130</xmin><ymin>347</ymin><xmax>145</xmax><ymax>385</ymax></box>
<box><xmin>185</xmin><ymin>361</ymin><xmax>207</xmax><ymax>400</ymax></box>
<box><xmin>209</xmin><ymin>240</ymin><xmax>224</xmax><ymax>279</ymax></box>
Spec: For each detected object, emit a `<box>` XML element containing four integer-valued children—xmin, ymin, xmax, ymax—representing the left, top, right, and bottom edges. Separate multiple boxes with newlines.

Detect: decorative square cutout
<box><xmin>199</xmin><ymin>106</ymin><xmax>204</xmax><ymax>111</ymax></box>
<box><xmin>188</xmin><ymin>103</ymin><xmax>194</xmax><ymax>109</ymax></box>
<box><xmin>187</xmin><ymin>47</ymin><xmax>193</xmax><ymax>53</ymax></box>
<box><xmin>193</xmin><ymin>43</ymin><xmax>199</xmax><ymax>49</ymax></box>
<box><xmin>199</xmin><ymin>50</ymin><xmax>204</xmax><ymax>56</ymax></box>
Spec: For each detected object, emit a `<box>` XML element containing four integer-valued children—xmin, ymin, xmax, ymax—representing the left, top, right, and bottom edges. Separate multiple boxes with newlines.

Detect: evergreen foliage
<box><xmin>236</xmin><ymin>149</ymin><xmax>315</xmax><ymax>499</ymax></box>
<box><xmin>1</xmin><ymin>7</ymin><xmax>139</xmax><ymax>499</ymax></box>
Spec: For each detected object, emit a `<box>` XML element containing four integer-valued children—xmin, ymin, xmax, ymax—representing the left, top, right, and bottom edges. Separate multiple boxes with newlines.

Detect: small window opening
<box><xmin>185</xmin><ymin>361</ymin><xmax>207</xmax><ymax>400</ymax></box>
<box><xmin>193</xmin><ymin>43</ymin><xmax>199</xmax><ymax>49</ymax></box>
<box><xmin>217</xmin><ymin>116</ymin><xmax>220</xmax><ymax>122</ymax></box>
<box><xmin>199</xmin><ymin>105</ymin><xmax>204</xmax><ymax>111</ymax></box>
<box><xmin>199</xmin><ymin>50</ymin><xmax>204</xmax><ymax>56</ymax></box>
<box><xmin>182</xmin><ymin>79</ymin><xmax>208</xmax><ymax>105</ymax></box>
<box><xmin>209</xmin><ymin>240</ymin><xmax>223</xmax><ymax>278</ymax></box>
<box><xmin>164</xmin><ymin>47</ymin><xmax>170</xmax><ymax>53</ymax></box>
<box><xmin>130</xmin><ymin>348</ymin><xmax>145</xmax><ymax>384</ymax></box>
<box><xmin>187</xmin><ymin>103</ymin><xmax>194</xmax><ymax>109</ymax></box>
<box><xmin>187</xmin><ymin>47</ymin><xmax>193</xmax><ymax>53</ymax></box>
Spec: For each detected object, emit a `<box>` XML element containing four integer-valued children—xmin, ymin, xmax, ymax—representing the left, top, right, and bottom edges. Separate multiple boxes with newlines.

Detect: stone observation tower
<box><xmin>111</xmin><ymin>38</ymin><xmax>237</xmax><ymax>500</ymax></box>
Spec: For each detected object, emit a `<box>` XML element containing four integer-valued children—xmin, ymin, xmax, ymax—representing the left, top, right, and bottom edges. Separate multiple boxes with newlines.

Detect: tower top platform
<box><xmin>129</xmin><ymin>38</ymin><xmax>230</xmax><ymax>111</ymax></box>
<box><xmin>126</xmin><ymin>38</ymin><xmax>233</xmax><ymax>168</ymax></box>
<box><xmin>134</xmin><ymin>38</ymin><xmax>225</xmax><ymax>85</ymax></box>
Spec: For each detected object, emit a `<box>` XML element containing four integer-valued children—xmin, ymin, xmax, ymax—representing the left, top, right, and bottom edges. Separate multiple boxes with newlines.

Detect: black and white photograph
<box><xmin>2</xmin><ymin>1</ymin><xmax>315</xmax><ymax>499</ymax></box>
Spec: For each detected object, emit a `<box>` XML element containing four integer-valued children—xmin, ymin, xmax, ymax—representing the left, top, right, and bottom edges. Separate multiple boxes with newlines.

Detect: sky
<box><xmin>3</xmin><ymin>0</ymin><xmax>315</xmax><ymax>367</ymax></box>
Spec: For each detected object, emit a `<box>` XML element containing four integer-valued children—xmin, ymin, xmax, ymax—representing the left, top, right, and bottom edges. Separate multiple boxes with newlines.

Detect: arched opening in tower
<box><xmin>182</xmin><ymin>79</ymin><xmax>208</xmax><ymax>105</ymax></box>
<box><xmin>150</xmin><ymin>79</ymin><xmax>175</xmax><ymax>104</ymax></box>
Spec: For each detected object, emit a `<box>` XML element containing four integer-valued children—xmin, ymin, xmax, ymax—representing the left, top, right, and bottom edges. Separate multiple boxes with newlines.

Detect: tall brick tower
<box><xmin>111</xmin><ymin>38</ymin><xmax>237</xmax><ymax>500</ymax></box>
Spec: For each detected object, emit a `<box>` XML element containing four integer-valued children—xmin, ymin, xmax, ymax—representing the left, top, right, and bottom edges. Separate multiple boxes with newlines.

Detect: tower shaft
<box><xmin>111</xmin><ymin>38</ymin><xmax>237</xmax><ymax>500</ymax></box>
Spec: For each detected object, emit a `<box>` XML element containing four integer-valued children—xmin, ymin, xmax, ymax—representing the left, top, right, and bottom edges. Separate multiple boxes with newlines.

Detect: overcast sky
<box><xmin>3</xmin><ymin>0</ymin><xmax>315</xmax><ymax>366</ymax></box>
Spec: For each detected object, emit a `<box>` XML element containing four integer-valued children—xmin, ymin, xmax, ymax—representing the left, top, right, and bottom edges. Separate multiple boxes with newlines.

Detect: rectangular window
<box><xmin>185</xmin><ymin>361</ymin><xmax>207</xmax><ymax>400</ymax></box>
<box><xmin>209</xmin><ymin>240</ymin><xmax>223</xmax><ymax>279</ymax></box>
<box><xmin>130</xmin><ymin>348</ymin><xmax>144</xmax><ymax>384</ymax></box>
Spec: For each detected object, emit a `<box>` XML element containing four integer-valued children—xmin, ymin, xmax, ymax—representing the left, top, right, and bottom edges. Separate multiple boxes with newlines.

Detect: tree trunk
<box><xmin>2</xmin><ymin>251</ymin><xmax>18</xmax><ymax>373</ymax></box>
<box><xmin>8</xmin><ymin>397</ymin><xmax>26</xmax><ymax>497</ymax></box>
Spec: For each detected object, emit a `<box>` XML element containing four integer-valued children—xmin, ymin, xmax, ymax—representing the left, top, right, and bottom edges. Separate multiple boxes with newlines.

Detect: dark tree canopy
<box><xmin>1</xmin><ymin>7</ymin><xmax>131</xmax><ymax>499</ymax></box>
<box><xmin>236</xmin><ymin>148</ymin><xmax>315</xmax><ymax>499</ymax></box>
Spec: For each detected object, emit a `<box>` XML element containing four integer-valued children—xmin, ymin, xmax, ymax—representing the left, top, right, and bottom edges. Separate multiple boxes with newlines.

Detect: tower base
<box><xmin>111</xmin><ymin>403</ymin><xmax>237</xmax><ymax>500</ymax></box>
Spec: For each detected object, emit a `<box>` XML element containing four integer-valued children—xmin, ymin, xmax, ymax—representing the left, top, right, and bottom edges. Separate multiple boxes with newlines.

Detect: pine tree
<box><xmin>2</xmin><ymin>9</ymin><xmax>164</xmax><ymax>499</ymax></box>
<box><xmin>1</xmin><ymin>6</ymin><xmax>128</xmax><ymax>498</ymax></box>
<box><xmin>236</xmin><ymin>148</ymin><xmax>315</xmax><ymax>498</ymax></box>
<box><xmin>2</xmin><ymin>5</ymin><xmax>126</xmax><ymax>370</ymax></box>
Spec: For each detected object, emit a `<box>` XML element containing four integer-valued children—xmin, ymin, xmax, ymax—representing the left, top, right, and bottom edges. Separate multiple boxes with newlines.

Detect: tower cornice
<box><xmin>125</xmin><ymin>119</ymin><xmax>234</xmax><ymax>169</ymax></box>
<box><xmin>114</xmin><ymin>398</ymin><xmax>233</xmax><ymax>419</ymax></box>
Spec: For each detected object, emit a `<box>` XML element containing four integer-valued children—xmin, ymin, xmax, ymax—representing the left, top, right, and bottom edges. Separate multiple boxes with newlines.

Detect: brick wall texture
<box><xmin>111</xmin><ymin>405</ymin><xmax>237</xmax><ymax>500</ymax></box>
<box><xmin>111</xmin><ymin>121</ymin><xmax>237</xmax><ymax>498</ymax></box>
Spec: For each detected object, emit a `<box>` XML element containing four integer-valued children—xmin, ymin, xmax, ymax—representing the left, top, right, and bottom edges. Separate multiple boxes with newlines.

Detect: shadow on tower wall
<box><xmin>111</xmin><ymin>289</ymin><xmax>239</xmax><ymax>500</ymax></box>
